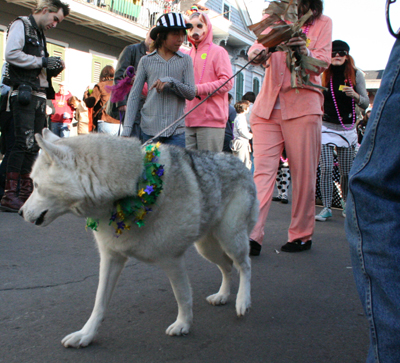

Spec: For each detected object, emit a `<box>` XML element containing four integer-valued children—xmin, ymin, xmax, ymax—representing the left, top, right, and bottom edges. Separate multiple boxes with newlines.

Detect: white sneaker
<box><xmin>315</xmin><ymin>207</ymin><xmax>332</xmax><ymax>221</ymax></box>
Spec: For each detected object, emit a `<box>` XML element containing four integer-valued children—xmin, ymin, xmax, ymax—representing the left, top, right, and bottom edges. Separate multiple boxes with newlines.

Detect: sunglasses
<box><xmin>332</xmin><ymin>51</ymin><xmax>348</xmax><ymax>57</ymax></box>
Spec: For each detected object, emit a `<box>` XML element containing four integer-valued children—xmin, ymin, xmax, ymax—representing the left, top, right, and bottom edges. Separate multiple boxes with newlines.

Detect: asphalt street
<box><xmin>0</xmin><ymin>201</ymin><xmax>369</xmax><ymax>363</ymax></box>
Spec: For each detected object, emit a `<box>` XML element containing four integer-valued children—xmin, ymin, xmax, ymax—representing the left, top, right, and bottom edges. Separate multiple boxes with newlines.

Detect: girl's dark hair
<box><xmin>322</xmin><ymin>54</ymin><xmax>357</xmax><ymax>88</ymax></box>
<box><xmin>242</xmin><ymin>92</ymin><xmax>256</xmax><ymax>103</ymax></box>
<box><xmin>234</xmin><ymin>100</ymin><xmax>250</xmax><ymax>114</ymax></box>
<box><xmin>99</xmin><ymin>65</ymin><xmax>115</xmax><ymax>82</ymax></box>
<box><xmin>298</xmin><ymin>0</ymin><xmax>323</xmax><ymax>24</ymax></box>
<box><xmin>150</xmin><ymin>31</ymin><xmax>169</xmax><ymax>53</ymax></box>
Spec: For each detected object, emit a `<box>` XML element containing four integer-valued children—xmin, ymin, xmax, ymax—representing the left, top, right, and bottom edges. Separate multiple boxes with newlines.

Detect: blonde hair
<box><xmin>34</xmin><ymin>0</ymin><xmax>70</xmax><ymax>16</ymax></box>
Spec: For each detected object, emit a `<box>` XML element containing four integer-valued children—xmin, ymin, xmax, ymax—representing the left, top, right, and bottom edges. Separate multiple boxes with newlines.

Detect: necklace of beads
<box><xmin>301</xmin><ymin>22</ymin><xmax>312</xmax><ymax>48</ymax></box>
<box><xmin>330</xmin><ymin>77</ymin><xmax>356</xmax><ymax>130</ymax></box>
<box><xmin>86</xmin><ymin>143</ymin><xmax>164</xmax><ymax>236</ymax></box>
<box><xmin>303</xmin><ymin>23</ymin><xmax>311</xmax><ymax>36</ymax></box>
<box><xmin>190</xmin><ymin>43</ymin><xmax>212</xmax><ymax>84</ymax></box>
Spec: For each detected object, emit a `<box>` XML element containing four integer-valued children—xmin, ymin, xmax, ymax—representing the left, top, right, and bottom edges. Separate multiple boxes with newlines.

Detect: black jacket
<box><xmin>4</xmin><ymin>15</ymin><xmax>60</xmax><ymax>99</ymax></box>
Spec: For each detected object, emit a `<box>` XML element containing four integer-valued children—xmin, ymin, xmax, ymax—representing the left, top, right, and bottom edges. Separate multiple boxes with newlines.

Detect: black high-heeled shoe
<box><xmin>249</xmin><ymin>239</ymin><xmax>262</xmax><ymax>256</ymax></box>
<box><xmin>281</xmin><ymin>239</ymin><xmax>312</xmax><ymax>252</ymax></box>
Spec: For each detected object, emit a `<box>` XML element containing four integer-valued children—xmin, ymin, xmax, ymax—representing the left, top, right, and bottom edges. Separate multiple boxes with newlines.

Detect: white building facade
<box><xmin>0</xmin><ymin>0</ymin><xmax>265</xmax><ymax>102</ymax></box>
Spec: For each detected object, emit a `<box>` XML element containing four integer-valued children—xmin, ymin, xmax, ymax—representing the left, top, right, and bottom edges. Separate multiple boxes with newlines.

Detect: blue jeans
<box><xmin>345</xmin><ymin>39</ymin><xmax>400</xmax><ymax>363</ymax></box>
<box><xmin>50</xmin><ymin>121</ymin><xmax>70</xmax><ymax>138</ymax></box>
<box><xmin>142</xmin><ymin>131</ymin><xmax>185</xmax><ymax>148</ymax></box>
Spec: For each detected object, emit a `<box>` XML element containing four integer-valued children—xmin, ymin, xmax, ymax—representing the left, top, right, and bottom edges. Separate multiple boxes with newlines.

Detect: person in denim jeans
<box><xmin>50</xmin><ymin>82</ymin><xmax>73</xmax><ymax>138</ymax></box>
<box><xmin>345</xmin><ymin>39</ymin><xmax>400</xmax><ymax>362</ymax></box>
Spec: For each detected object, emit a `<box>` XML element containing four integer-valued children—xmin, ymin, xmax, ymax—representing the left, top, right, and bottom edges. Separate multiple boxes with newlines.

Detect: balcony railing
<box><xmin>83</xmin><ymin>0</ymin><xmax>183</xmax><ymax>28</ymax></box>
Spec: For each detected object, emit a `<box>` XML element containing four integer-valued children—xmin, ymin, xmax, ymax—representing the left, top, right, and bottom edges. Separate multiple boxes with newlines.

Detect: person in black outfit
<box><xmin>0</xmin><ymin>0</ymin><xmax>69</xmax><ymax>212</ymax></box>
<box><xmin>223</xmin><ymin>93</ymin><xmax>236</xmax><ymax>152</ymax></box>
<box><xmin>113</xmin><ymin>28</ymin><xmax>153</xmax><ymax>139</ymax></box>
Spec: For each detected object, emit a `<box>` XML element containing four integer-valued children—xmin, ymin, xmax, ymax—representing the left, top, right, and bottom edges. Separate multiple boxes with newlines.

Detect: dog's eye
<box><xmin>34</xmin><ymin>182</ymin><xmax>38</xmax><ymax>189</ymax></box>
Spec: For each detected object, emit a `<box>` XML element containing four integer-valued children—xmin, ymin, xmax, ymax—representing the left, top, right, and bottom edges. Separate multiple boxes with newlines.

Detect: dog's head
<box><xmin>20</xmin><ymin>129</ymin><xmax>89</xmax><ymax>226</ymax></box>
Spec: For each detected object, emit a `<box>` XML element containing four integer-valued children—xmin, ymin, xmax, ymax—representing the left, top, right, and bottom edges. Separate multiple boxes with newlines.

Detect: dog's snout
<box><xmin>35</xmin><ymin>210</ymin><xmax>48</xmax><ymax>225</ymax></box>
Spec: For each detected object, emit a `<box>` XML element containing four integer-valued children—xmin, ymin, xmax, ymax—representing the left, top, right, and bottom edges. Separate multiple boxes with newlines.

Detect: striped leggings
<box><xmin>319</xmin><ymin>144</ymin><xmax>355</xmax><ymax>208</ymax></box>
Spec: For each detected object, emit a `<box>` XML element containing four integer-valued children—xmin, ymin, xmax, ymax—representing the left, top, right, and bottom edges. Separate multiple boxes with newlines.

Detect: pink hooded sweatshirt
<box><xmin>184</xmin><ymin>14</ymin><xmax>234</xmax><ymax>128</ymax></box>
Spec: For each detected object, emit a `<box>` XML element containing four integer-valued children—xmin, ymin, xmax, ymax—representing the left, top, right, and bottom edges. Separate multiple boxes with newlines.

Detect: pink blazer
<box><xmin>250</xmin><ymin>14</ymin><xmax>333</xmax><ymax>120</ymax></box>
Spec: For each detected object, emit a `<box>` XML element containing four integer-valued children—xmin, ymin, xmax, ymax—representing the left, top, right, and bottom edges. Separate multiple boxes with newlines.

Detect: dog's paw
<box><xmin>61</xmin><ymin>330</ymin><xmax>94</xmax><ymax>348</ymax></box>
<box><xmin>235</xmin><ymin>296</ymin><xmax>251</xmax><ymax>317</ymax></box>
<box><xmin>206</xmin><ymin>292</ymin><xmax>229</xmax><ymax>306</ymax></box>
<box><xmin>165</xmin><ymin>320</ymin><xmax>191</xmax><ymax>336</ymax></box>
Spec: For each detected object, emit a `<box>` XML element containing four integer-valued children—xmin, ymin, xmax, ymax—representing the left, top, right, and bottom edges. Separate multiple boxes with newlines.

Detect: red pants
<box><xmin>250</xmin><ymin>109</ymin><xmax>322</xmax><ymax>244</ymax></box>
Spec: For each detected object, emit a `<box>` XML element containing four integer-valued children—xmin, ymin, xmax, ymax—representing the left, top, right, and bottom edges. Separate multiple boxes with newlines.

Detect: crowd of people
<box><xmin>0</xmin><ymin>0</ymin><xmax>371</xmax><ymax>248</ymax></box>
<box><xmin>1</xmin><ymin>1</ymin><xmax>399</xmax><ymax>360</ymax></box>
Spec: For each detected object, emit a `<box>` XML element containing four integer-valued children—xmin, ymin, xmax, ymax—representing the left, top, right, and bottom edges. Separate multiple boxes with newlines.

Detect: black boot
<box><xmin>0</xmin><ymin>172</ymin><xmax>23</xmax><ymax>212</ymax></box>
<box><xmin>19</xmin><ymin>173</ymin><xmax>33</xmax><ymax>203</ymax></box>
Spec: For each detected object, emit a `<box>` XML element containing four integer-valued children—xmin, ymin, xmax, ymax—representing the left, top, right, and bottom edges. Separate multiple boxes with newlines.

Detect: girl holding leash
<box><xmin>315</xmin><ymin>40</ymin><xmax>368</xmax><ymax>221</ymax></box>
<box><xmin>122</xmin><ymin>13</ymin><xmax>195</xmax><ymax>147</ymax></box>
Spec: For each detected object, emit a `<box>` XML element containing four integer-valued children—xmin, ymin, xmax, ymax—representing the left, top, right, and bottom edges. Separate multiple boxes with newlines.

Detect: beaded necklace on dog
<box><xmin>330</xmin><ymin>77</ymin><xmax>356</xmax><ymax>130</ymax></box>
<box><xmin>86</xmin><ymin>143</ymin><xmax>164</xmax><ymax>236</ymax></box>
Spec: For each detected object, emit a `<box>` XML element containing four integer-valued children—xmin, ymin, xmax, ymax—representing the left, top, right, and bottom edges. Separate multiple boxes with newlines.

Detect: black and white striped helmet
<box><xmin>150</xmin><ymin>13</ymin><xmax>193</xmax><ymax>40</ymax></box>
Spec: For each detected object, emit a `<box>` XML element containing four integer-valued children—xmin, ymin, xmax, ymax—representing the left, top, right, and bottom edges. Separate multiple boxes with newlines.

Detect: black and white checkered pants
<box><xmin>319</xmin><ymin>144</ymin><xmax>355</xmax><ymax>208</ymax></box>
<box><xmin>276</xmin><ymin>166</ymin><xmax>291</xmax><ymax>197</ymax></box>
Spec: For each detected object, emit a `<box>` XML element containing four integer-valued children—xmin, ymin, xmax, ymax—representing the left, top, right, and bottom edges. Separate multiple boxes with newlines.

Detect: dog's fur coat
<box><xmin>20</xmin><ymin>130</ymin><xmax>258</xmax><ymax>348</ymax></box>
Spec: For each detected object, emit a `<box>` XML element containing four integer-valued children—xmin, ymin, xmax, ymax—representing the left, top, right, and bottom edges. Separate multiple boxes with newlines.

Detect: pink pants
<box><xmin>250</xmin><ymin>109</ymin><xmax>322</xmax><ymax>244</ymax></box>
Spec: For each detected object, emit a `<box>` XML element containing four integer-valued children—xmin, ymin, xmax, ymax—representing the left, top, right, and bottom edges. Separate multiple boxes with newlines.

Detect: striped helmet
<box><xmin>150</xmin><ymin>13</ymin><xmax>193</xmax><ymax>40</ymax></box>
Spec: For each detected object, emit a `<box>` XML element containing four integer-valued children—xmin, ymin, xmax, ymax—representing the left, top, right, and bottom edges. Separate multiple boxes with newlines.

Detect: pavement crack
<box><xmin>0</xmin><ymin>262</ymin><xmax>139</xmax><ymax>292</ymax></box>
<box><xmin>0</xmin><ymin>274</ymin><xmax>97</xmax><ymax>292</ymax></box>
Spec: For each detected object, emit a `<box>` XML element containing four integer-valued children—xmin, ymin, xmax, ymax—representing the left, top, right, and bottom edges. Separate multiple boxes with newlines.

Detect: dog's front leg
<box><xmin>61</xmin><ymin>248</ymin><xmax>127</xmax><ymax>348</ymax></box>
<box><xmin>159</xmin><ymin>256</ymin><xmax>193</xmax><ymax>336</ymax></box>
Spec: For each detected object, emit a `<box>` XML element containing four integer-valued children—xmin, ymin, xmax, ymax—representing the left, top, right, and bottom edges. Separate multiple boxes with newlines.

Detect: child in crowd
<box><xmin>121</xmin><ymin>13</ymin><xmax>195</xmax><ymax>147</ymax></box>
<box><xmin>67</xmin><ymin>96</ymin><xmax>89</xmax><ymax>135</ymax></box>
<box><xmin>230</xmin><ymin>100</ymin><xmax>252</xmax><ymax>169</ymax></box>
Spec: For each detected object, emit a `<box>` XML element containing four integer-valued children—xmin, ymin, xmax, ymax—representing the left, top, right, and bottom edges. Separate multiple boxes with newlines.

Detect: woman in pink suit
<box><xmin>247</xmin><ymin>0</ymin><xmax>332</xmax><ymax>255</ymax></box>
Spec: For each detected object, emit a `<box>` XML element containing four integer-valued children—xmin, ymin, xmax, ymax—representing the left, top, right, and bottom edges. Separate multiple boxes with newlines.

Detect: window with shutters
<box><xmin>91</xmin><ymin>55</ymin><xmax>113</xmax><ymax>84</ymax></box>
<box><xmin>253</xmin><ymin>77</ymin><xmax>260</xmax><ymax>97</ymax></box>
<box><xmin>235</xmin><ymin>72</ymin><xmax>243</xmax><ymax>102</ymax></box>
<box><xmin>223</xmin><ymin>3</ymin><xmax>230</xmax><ymax>20</ymax></box>
<box><xmin>47</xmin><ymin>42</ymin><xmax>66</xmax><ymax>92</ymax></box>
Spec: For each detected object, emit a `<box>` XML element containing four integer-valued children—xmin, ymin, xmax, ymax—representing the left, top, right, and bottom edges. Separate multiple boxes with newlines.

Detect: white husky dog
<box><xmin>20</xmin><ymin>129</ymin><xmax>258</xmax><ymax>348</ymax></box>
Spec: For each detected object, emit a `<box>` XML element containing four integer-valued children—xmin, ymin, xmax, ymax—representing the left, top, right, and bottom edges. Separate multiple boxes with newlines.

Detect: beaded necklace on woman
<box><xmin>329</xmin><ymin>75</ymin><xmax>356</xmax><ymax>130</ymax></box>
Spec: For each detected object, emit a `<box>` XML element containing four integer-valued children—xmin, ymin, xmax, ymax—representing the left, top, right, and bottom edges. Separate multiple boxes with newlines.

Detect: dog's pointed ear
<box><xmin>35</xmin><ymin>131</ymin><xmax>71</xmax><ymax>164</ymax></box>
<box><xmin>42</xmin><ymin>128</ymin><xmax>60</xmax><ymax>142</ymax></box>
